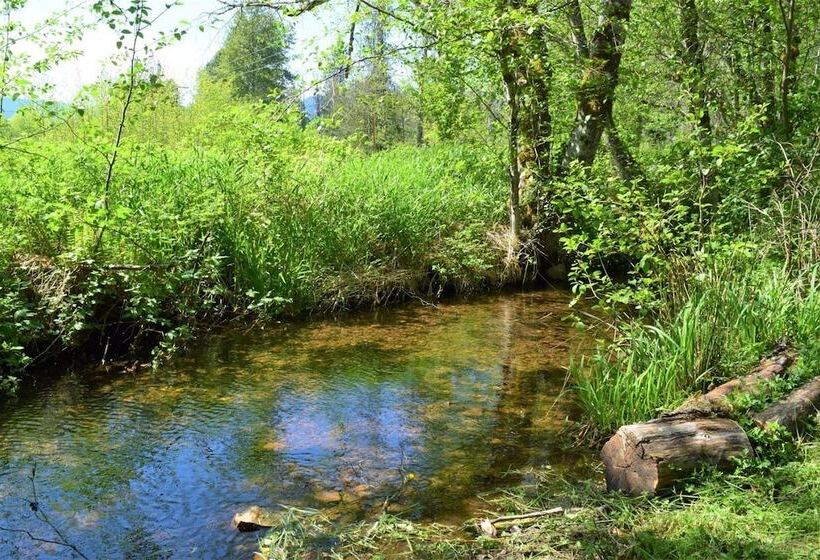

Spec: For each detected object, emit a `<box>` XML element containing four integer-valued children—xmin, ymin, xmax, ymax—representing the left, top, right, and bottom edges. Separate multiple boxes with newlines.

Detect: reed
<box><xmin>575</xmin><ymin>259</ymin><xmax>820</xmax><ymax>435</ymax></box>
<box><xmin>0</xmin><ymin>122</ymin><xmax>506</xmax><ymax>383</ymax></box>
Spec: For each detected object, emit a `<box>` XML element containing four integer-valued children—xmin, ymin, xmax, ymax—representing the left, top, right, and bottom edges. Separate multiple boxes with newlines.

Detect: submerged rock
<box><xmin>352</xmin><ymin>484</ymin><xmax>371</xmax><ymax>498</ymax></box>
<box><xmin>314</xmin><ymin>490</ymin><xmax>342</xmax><ymax>504</ymax></box>
<box><xmin>232</xmin><ymin>506</ymin><xmax>277</xmax><ymax>532</ymax></box>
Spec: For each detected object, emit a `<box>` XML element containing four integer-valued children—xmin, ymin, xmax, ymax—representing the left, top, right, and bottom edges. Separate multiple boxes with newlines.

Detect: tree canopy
<box><xmin>206</xmin><ymin>7</ymin><xmax>293</xmax><ymax>101</ymax></box>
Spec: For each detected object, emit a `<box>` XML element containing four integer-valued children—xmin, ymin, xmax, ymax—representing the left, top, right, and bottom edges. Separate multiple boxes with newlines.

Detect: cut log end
<box><xmin>602</xmin><ymin>417</ymin><xmax>754</xmax><ymax>496</ymax></box>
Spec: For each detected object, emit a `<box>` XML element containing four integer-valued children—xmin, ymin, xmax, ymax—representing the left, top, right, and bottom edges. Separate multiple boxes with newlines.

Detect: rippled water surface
<box><xmin>0</xmin><ymin>290</ymin><xmax>596</xmax><ymax>559</ymax></box>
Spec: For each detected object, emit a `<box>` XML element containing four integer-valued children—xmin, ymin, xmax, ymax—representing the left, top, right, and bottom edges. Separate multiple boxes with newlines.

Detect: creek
<box><xmin>0</xmin><ymin>290</ymin><xmax>596</xmax><ymax>559</ymax></box>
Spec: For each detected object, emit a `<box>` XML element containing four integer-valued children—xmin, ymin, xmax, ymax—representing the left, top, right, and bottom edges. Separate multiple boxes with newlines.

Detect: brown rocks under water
<box><xmin>232</xmin><ymin>506</ymin><xmax>278</xmax><ymax>532</ymax></box>
<box><xmin>314</xmin><ymin>490</ymin><xmax>342</xmax><ymax>504</ymax></box>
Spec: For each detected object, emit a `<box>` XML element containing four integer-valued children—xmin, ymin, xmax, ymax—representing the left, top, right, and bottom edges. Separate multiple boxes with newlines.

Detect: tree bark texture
<box><xmin>677</xmin><ymin>0</ymin><xmax>711</xmax><ymax>134</ymax></box>
<box><xmin>562</xmin><ymin>0</ymin><xmax>633</xmax><ymax>171</ymax></box>
<box><xmin>753</xmin><ymin>376</ymin><xmax>820</xmax><ymax>433</ymax></box>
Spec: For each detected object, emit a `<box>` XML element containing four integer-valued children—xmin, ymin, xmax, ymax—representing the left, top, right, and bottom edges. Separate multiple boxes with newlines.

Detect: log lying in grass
<box><xmin>601</xmin><ymin>349</ymin><xmax>793</xmax><ymax>496</ymax></box>
<box><xmin>658</xmin><ymin>350</ymin><xmax>794</xmax><ymax>422</ymax></box>
<box><xmin>752</xmin><ymin>376</ymin><xmax>820</xmax><ymax>433</ymax></box>
<box><xmin>602</xmin><ymin>417</ymin><xmax>753</xmax><ymax>496</ymax></box>
<box><xmin>703</xmin><ymin>351</ymin><xmax>794</xmax><ymax>400</ymax></box>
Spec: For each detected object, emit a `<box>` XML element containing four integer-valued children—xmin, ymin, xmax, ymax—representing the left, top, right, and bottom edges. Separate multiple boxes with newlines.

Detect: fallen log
<box><xmin>601</xmin><ymin>348</ymin><xmax>793</xmax><ymax>496</ymax></box>
<box><xmin>602</xmin><ymin>417</ymin><xmax>753</xmax><ymax>496</ymax></box>
<box><xmin>703</xmin><ymin>351</ymin><xmax>793</xmax><ymax>401</ymax></box>
<box><xmin>657</xmin><ymin>350</ymin><xmax>794</xmax><ymax>422</ymax></box>
<box><xmin>752</xmin><ymin>376</ymin><xmax>820</xmax><ymax>433</ymax></box>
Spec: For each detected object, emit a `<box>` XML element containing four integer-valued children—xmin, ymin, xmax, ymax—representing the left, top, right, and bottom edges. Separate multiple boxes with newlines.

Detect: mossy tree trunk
<box><xmin>561</xmin><ymin>0</ymin><xmax>633</xmax><ymax>172</ymax></box>
<box><xmin>498</xmin><ymin>0</ymin><xmax>552</xmax><ymax>258</ymax></box>
<box><xmin>778</xmin><ymin>0</ymin><xmax>799</xmax><ymax>141</ymax></box>
<box><xmin>677</xmin><ymin>0</ymin><xmax>711</xmax><ymax>135</ymax></box>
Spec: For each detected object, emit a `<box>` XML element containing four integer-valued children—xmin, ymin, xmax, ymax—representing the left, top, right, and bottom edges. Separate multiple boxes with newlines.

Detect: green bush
<box><xmin>551</xmin><ymin>114</ymin><xmax>779</xmax><ymax>310</ymax></box>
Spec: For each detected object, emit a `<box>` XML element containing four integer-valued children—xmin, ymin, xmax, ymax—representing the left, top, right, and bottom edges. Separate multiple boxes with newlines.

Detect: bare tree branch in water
<box><xmin>0</xmin><ymin>464</ymin><xmax>89</xmax><ymax>560</ymax></box>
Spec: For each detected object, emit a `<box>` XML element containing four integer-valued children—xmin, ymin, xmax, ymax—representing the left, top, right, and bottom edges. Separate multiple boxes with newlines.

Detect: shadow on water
<box><xmin>0</xmin><ymin>290</ymin><xmax>598</xmax><ymax>559</ymax></box>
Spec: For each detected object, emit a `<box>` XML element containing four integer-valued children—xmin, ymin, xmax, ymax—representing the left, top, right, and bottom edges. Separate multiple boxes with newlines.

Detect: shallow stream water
<box><xmin>0</xmin><ymin>290</ymin><xmax>596</xmax><ymax>559</ymax></box>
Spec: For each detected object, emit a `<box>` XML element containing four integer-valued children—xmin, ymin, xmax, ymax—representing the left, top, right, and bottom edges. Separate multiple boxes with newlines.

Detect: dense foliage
<box><xmin>0</xmin><ymin>94</ymin><xmax>506</xmax><ymax>383</ymax></box>
<box><xmin>1</xmin><ymin>0</ymin><xmax>820</xmax><ymax>555</ymax></box>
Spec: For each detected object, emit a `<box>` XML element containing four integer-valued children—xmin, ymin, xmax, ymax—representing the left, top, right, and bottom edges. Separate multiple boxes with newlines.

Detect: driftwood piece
<box><xmin>602</xmin><ymin>417</ymin><xmax>753</xmax><ymax>496</ymax></box>
<box><xmin>489</xmin><ymin>507</ymin><xmax>565</xmax><ymax>525</ymax></box>
<box><xmin>752</xmin><ymin>376</ymin><xmax>820</xmax><ymax>433</ymax></box>
<box><xmin>478</xmin><ymin>507</ymin><xmax>575</xmax><ymax>537</ymax></box>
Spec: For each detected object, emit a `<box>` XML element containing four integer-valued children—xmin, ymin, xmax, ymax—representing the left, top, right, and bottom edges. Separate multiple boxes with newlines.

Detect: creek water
<box><xmin>0</xmin><ymin>290</ymin><xmax>597</xmax><ymax>559</ymax></box>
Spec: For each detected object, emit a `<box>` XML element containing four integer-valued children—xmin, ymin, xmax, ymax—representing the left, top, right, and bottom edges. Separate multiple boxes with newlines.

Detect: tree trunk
<box><xmin>416</xmin><ymin>47</ymin><xmax>427</xmax><ymax>146</ymax></box>
<box><xmin>566</xmin><ymin>0</ymin><xmax>640</xmax><ymax>181</ymax></box>
<box><xmin>561</xmin><ymin>0</ymin><xmax>633</xmax><ymax>171</ymax></box>
<box><xmin>500</xmin><ymin>54</ymin><xmax>522</xmax><ymax>253</ymax></box>
<box><xmin>498</xmin><ymin>0</ymin><xmax>552</xmax><ymax>251</ymax></box>
<box><xmin>677</xmin><ymin>0</ymin><xmax>711</xmax><ymax>135</ymax></box>
<box><xmin>602</xmin><ymin>417</ymin><xmax>753</xmax><ymax>496</ymax></box>
<box><xmin>747</xmin><ymin>4</ymin><xmax>777</xmax><ymax>128</ymax></box>
<box><xmin>759</xmin><ymin>9</ymin><xmax>777</xmax><ymax>128</ymax></box>
<box><xmin>778</xmin><ymin>0</ymin><xmax>799</xmax><ymax>140</ymax></box>
<box><xmin>499</xmin><ymin>0</ymin><xmax>552</xmax><ymax>222</ymax></box>
<box><xmin>566</xmin><ymin>0</ymin><xmax>590</xmax><ymax>62</ymax></box>
<box><xmin>517</xmin><ymin>29</ymin><xmax>552</xmax><ymax>218</ymax></box>
<box><xmin>342</xmin><ymin>1</ymin><xmax>361</xmax><ymax>80</ymax></box>
<box><xmin>753</xmin><ymin>376</ymin><xmax>820</xmax><ymax>433</ymax></box>
<box><xmin>605</xmin><ymin>117</ymin><xmax>640</xmax><ymax>182</ymax></box>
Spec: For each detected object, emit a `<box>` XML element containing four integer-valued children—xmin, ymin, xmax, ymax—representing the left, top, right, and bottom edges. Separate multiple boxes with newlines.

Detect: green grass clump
<box><xmin>627</xmin><ymin>441</ymin><xmax>820</xmax><ymax>559</ymax></box>
<box><xmin>574</xmin><ymin>259</ymin><xmax>820</xmax><ymax>435</ymax></box>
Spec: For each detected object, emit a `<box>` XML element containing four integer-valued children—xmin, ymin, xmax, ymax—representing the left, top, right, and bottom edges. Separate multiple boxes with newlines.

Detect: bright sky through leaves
<box><xmin>14</xmin><ymin>0</ymin><xmax>340</xmax><ymax>103</ymax></box>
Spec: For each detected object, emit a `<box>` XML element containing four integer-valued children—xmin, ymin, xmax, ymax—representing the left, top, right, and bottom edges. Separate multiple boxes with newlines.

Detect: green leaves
<box><xmin>204</xmin><ymin>8</ymin><xmax>293</xmax><ymax>102</ymax></box>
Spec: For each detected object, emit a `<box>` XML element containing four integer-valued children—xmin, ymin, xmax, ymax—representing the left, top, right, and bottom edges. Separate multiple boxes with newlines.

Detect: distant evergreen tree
<box><xmin>206</xmin><ymin>8</ymin><xmax>293</xmax><ymax>102</ymax></box>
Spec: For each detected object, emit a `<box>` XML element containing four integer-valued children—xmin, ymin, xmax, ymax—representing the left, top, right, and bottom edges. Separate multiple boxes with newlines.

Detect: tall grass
<box><xmin>575</xmin><ymin>259</ymin><xmax>820</xmax><ymax>434</ymax></box>
<box><xmin>0</xmin><ymin>107</ymin><xmax>507</xmax><ymax>382</ymax></box>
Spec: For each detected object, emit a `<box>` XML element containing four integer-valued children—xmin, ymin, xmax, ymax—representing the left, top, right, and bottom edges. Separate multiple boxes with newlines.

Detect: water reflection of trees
<box><xmin>0</xmin><ymin>291</ymin><xmax>592</xmax><ymax>556</ymax></box>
